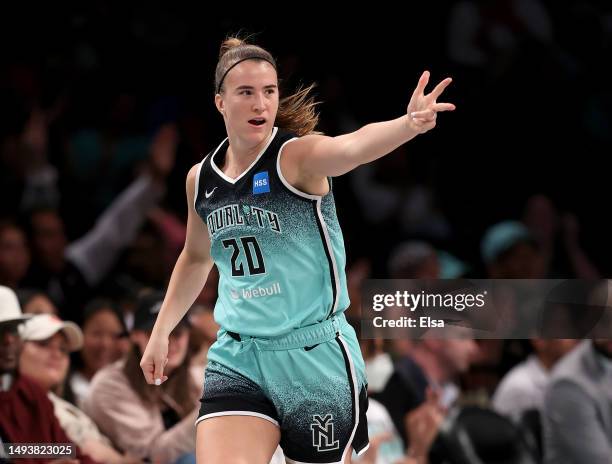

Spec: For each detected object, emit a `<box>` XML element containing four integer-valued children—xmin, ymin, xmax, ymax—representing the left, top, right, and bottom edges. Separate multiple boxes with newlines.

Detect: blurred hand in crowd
<box><xmin>562</xmin><ymin>213</ymin><xmax>580</xmax><ymax>248</ymax></box>
<box><xmin>21</xmin><ymin>107</ymin><xmax>48</xmax><ymax>169</ymax></box>
<box><xmin>148</xmin><ymin>123</ymin><xmax>178</xmax><ymax>182</ymax></box>
<box><xmin>404</xmin><ymin>388</ymin><xmax>445</xmax><ymax>464</ymax></box>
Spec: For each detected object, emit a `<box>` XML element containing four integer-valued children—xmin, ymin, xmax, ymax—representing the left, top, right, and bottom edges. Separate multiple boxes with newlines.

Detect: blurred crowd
<box><xmin>2</xmin><ymin>1</ymin><xmax>612</xmax><ymax>463</ymax></box>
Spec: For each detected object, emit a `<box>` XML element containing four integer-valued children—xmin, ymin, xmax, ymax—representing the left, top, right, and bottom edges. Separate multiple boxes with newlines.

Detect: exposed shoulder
<box><xmin>282</xmin><ymin>133</ymin><xmax>329</xmax><ymax>159</ymax></box>
<box><xmin>279</xmin><ymin>134</ymin><xmax>330</xmax><ymax>195</ymax></box>
<box><xmin>187</xmin><ymin>163</ymin><xmax>199</xmax><ymax>178</ymax></box>
<box><xmin>187</xmin><ymin>161</ymin><xmax>205</xmax><ymax>199</ymax></box>
<box><xmin>188</xmin><ymin>160</ymin><xmax>205</xmax><ymax>183</ymax></box>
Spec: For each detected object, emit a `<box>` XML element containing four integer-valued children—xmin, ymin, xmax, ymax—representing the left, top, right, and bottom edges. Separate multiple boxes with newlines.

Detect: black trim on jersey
<box><xmin>312</xmin><ymin>200</ymin><xmax>338</xmax><ymax>320</ymax></box>
<box><xmin>275</xmin><ymin>176</ymin><xmax>323</xmax><ymax>202</ymax></box>
<box><xmin>198</xmin><ymin>361</ymin><xmax>280</xmax><ymax>425</ymax></box>
<box><xmin>335</xmin><ymin>337</ymin><xmax>370</xmax><ymax>457</ymax></box>
<box><xmin>274</xmin><ymin>133</ymin><xmax>330</xmax><ymax>204</ymax></box>
<box><xmin>336</xmin><ymin>337</ymin><xmax>355</xmax><ymax>427</ymax></box>
<box><xmin>198</xmin><ymin>392</ymin><xmax>279</xmax><ymax>425</ymax></box>
<box><xmin>209</xmin><ymin>127</ymin><xmax>278</xmax><ymax>186</ymax></box>
<box><xmin>281</xmin><ymin>184</ymin><xmax>318</xmax><ymax>202</ymax></box>
<box><xmin>275</xmin><ymin>155</ymin><xmax>334</xmax><ymax>203</ymax></box>
<box><xmin>353</xmin><ymin>385</ymin><xmax>370</xmax><ymax>454</ymax></box>
<box><xmin>274</xmin><ymin>133</ymin><xmax>340</xmax><ymax>318</ymax></box>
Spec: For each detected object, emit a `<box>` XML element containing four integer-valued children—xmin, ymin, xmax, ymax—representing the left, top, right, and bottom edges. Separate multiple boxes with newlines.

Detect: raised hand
<box><xmin>407</xmin><ymin>71</ymin><xmax>455</xmax><ymax>134</ymax></box>
<box><xmin>404</xmin><ymin>387</ymin><xmax>445</xmax><ymax>461</ymax></box>
<box><xmin>21</xmin><ymin>108</ymin><xmax>49</xmax><ymax>168</ymax></box>
<box><xmin>149</xmin><ymin>123</ymin><xmax>178</xmax><ymax>181</ymax></box>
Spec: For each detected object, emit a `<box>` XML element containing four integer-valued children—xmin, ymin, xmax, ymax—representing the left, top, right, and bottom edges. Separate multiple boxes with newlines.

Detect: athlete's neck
<box><xmin>223</xmin><ymin>130</ymin><xmax>273</xmax><ymax>174</ymax></box>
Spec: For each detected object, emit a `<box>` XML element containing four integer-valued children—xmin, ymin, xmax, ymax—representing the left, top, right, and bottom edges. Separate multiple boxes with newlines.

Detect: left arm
<box><xmin>282</xmin><ymin>71</ymin><xmax>455</xmax><ymax>185</ymax></box>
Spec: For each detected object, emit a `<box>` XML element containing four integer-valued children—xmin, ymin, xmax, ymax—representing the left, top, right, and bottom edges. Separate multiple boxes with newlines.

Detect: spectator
<box><xmin>69</xmin><ymin>299</ymin><xmax>129</xmax><ymax>407</ymax></box>
<box><xmin>83</xmin><ymin>291</ymin><xmax>200</xmax><ymax>464</ymax></box>
<box><xmin>20</xmin><ymin>314</ymin><xmax>138</xmax><ymax>463</ymax></box>
<box><xmin>22</xmin><ymin>123</ymin><xmax>177</xmax><ymax>324</ymax></box>
<box><xmin>478</xmin><ymin>221</ymin><xmax>547</xmax><ymax>394</ymax></box>
<box><xmin>481</xmin><ymin>220</ymin><xmax>545</xmax><ymax>279</ymax></box>
<box><xmin>523</xmin><ymin>194</ymin><xmax>600</xmax><ymax>278</ymax></box>
<box><xmin>354</xmin><ymin>336</ymin><xmax>406</xmax><ymax>464</ymax></box>
<box><xmin>493</xmin><ymin>339</ymin><xmax>577</xmax><ymax>421</ymax></box>
<box><xmin>375</xmin><ymin>326</ymin><xmax>479</xmax><ymax>447</ymax></box>
<box><xmin>388</xmin><ymin>241</ymin><xmax>440</xmax><ymax>279</ymax></box>
<box><xmin>0</xmin><ymin>220</ymin><xmax>30</xmax><ymax>289</ymax></box>
<box><xmin>17</xmin><ymin>289</ymin><xmax>58</xmax><ymax>315</ymax></box>
<box><xmin>0</xmin><ymin>286</ymin><xmax>96</xmax><ymax>464</ymax></box>
<box><xmin>543</xmin><ymin>339</ymin><xmax>612</xmax><ymax>463</ymax></box>
<box><xmin>0</xmin><ymin>106</ymin><xmax>60</xmax><ymax>219</ymax></box>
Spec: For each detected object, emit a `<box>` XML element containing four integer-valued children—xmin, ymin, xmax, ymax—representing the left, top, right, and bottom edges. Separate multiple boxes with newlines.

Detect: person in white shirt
<box><xmin>492</xmin><ymin>339</ymin><xmax>577</xmax><ymax>422</ymax></box>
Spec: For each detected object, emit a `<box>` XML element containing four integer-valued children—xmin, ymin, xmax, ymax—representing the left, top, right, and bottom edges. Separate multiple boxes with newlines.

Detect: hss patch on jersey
<box><xmin>253</xmin><ymin>171</ymin><xmax>270</xmax><ymax>194</ymax></box>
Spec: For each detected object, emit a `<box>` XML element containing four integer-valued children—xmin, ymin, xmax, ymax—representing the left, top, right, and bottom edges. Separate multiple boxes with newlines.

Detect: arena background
<box><xmin>1</xmin><ymin>2</ymin><xmax>611</xmax><ymax>463</ymax></box>
<box><xmin>2</xmin><ymin>1</ymin><xmax>610</xmax><ymax>276</ymax></box>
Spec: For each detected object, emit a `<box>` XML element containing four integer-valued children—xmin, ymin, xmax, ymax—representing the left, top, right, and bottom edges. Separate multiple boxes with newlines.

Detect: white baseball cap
<box><xmin>20</xmin><ymin>314</ymin><xmax>83</xmax><ymax>352</ymax></box>
<box><xmin>0</xmin><ymin>286</ymin><xmax>32</xmax><ymax>325</ymax></box>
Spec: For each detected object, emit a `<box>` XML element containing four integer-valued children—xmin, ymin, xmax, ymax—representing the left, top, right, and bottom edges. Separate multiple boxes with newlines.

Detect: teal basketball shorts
<box><xmin>196</xmin><ymin>312</ymin><xmax>370</xmax><ymax>463</ymax></box>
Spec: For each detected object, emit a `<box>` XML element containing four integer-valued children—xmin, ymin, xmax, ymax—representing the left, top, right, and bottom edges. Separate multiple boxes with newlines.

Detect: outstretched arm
<box><xmin>66</xmin><ymin>123</ymin><xmax>178</xmax><ymax>287</ymax></box>
<box><xmin>282</xmin><ymin>71</ymin><xmax>455</xmax><ymax>183</ymax></box>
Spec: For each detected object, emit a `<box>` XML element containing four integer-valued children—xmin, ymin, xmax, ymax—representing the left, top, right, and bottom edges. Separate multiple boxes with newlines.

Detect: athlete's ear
<box><xmin>215</xmin><ymin>93</ymin><xmax>225</xmax><ymax>116</ymax></box>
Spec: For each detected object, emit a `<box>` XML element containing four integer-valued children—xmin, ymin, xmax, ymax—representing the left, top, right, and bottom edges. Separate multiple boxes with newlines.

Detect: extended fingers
<box><xmin>433</xmin><ymin>102</ymin><xmax>456</xmax><ymax>112</ymax></box>
<box><xmin>412</xmin><ymin>70</ymin><xmax>430</xmax><ymax>99</ymax></box>
<box><xmin>429</xmin><ymin>77</ymin><xmax>453</xmax><ymax>100</ymax></box>
<box><xmin>411</xmin><ymin>102</ymin><xmax>456</xmax><ymax>123</ymax></box>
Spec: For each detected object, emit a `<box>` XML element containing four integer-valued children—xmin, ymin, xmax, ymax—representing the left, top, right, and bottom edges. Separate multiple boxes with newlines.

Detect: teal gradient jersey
<box><xmin>194</xmin><ymin>127</ymin><xmax>350</xmax><ymax>337</ymax></box>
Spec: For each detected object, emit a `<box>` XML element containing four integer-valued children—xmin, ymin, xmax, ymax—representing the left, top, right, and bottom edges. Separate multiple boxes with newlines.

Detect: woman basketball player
<box><xmin>140</xmin><ymin>36</ymin><xmax>454</xmax><ymax>464</ymax></box>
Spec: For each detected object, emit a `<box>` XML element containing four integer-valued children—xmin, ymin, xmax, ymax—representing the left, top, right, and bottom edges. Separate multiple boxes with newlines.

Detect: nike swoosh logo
<box><xmin>205</xmin><ymin>187</ymin><xmax>218</xmax><ymax>199</ymax></box>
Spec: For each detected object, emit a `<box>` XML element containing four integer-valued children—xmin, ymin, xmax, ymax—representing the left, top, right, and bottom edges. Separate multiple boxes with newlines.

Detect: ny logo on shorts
<box><xmin>310</xmin><ymin>414</ymin><xmax>340</xmax><ymax>451</ymax></box>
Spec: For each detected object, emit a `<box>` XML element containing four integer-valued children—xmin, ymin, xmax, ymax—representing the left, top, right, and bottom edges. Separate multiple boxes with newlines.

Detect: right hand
<box><xmin>406</xmin><ymin>71</ymin><xmax>455</xmax><ymax>135</ymax></box>
<box><xmin>139</xmin><ymin>333</ymin><xmax>169</xmax><ymax>385</ymax></box>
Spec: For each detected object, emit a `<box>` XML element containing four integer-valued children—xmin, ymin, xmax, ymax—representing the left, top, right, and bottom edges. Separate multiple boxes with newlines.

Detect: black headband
<box><xmin>216</xmin><ymin>56</ymin><xmax>276</xmax><ymax>94</ymax></box>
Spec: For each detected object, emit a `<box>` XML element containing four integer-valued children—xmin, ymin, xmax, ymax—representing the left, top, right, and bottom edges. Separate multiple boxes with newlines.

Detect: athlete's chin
<box><xmin>244</xmin><ymin>123</ymin><xmax>272</xmax><ymax>139</ymax></box>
